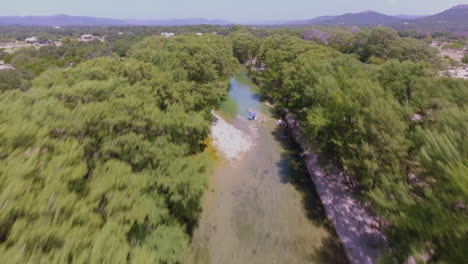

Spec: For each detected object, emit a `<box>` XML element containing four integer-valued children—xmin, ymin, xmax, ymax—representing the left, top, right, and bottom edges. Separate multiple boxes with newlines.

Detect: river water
<box><xmin>186</xmin><ymin>73</ymin><xmax>348</xmax><ymax>264</ymax></box>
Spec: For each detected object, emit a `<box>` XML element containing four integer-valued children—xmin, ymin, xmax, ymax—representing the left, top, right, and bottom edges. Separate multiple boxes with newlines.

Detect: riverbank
<box><xmin>186</xmin><ymin>75</ymin><xmax>348</xmax><ymax>264</ymax></box>
<box><xmin>285</xmin><ymin>114</ymin><xmax>387</xmax><ymax>264</ymax></box>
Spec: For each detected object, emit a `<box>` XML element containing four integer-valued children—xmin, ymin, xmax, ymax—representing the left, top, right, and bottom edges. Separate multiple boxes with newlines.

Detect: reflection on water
<box><xmin>186</xmin><ymin>74</ymin><xmax>348</xmax><ymax>264</ymax></box>
<box><xmin>219</xmin><ymin>73</ymin><xmax>269</xmax><ymax>121</ymax></box>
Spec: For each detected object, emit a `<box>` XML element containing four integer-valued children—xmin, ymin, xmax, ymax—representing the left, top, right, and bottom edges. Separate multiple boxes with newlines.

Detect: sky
<box><xmin>1</xmin><ymin>0</ymin><xmax>468</xmax><ymax>22</ymax></box>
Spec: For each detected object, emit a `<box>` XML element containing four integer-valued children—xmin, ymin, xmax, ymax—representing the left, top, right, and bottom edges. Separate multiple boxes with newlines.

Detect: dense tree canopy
<box><xmin>0</xmin><ymin>24</ymin><xmax>466</xmax><ymax>264</ymax></box>
<box><xmin>229</xmin><ymin>31</ymin><xmax>258</xmax><ymax>64</ymax></box>
<box><xmin>247</xmin><ymin>33</ymin><xmax>467</xmax><ymax>263</ymax></box>
<box><xmin>0</xmin><ymin>70</ymin><xmax>24</xmax><ymax>92</ymax></box>
<box><xmin>0</xmin><ymin>35</ymin><xmax>236</xmax><ymax>263</ymax></box>
<box><xmin>349</xmin><ymin>27</ymin><xmax>439</xmax><ymax>63</ymax></box>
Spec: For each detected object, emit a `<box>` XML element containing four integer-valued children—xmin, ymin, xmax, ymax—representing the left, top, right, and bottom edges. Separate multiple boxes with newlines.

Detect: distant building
<box><xmin>161</xmin><ymin>32</ymin><xmax>175</xmax><ymax>38</ymax></box>
<box><xmin>25</xmin><ymin>37</ymin><xmax>38</xmax><ymax>43</ymax></box>
<box><xmin>195</xmin><ymin>33</ymin><xmax>203</xmax><ymax>36</ymax></box>
<box><xmin>80</xmin><ymin>34</ymin><xmax>94</xmax><ymax>41</ymax></box>
<box><xmin>0</xmin><ymin>61</ymin><xmax>15</xmax><ymax>71</ymax></box>
<box><xmin>79</xmin><ymin>34</ymin><xmax>105</xmax><ymax>42</ymax></box>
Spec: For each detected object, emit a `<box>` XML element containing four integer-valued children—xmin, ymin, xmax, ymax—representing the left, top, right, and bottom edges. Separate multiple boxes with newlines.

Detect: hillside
<box><xmin>307</xmin><ymin>10</ymin><xmax>404</xmax><ymax>26</ymax></box>
<box><xmin>395</xmin><ymin>15</ymin><xmax>425</xmax><ymax>20</ymax></box>
<box><xmin>0</xmin><ymin>5</ymin><xmax>467</xmax><ymax>31</ymax></box>
<box><xmin>396</xmin><ymin>5</ymin><xmax>468</xmax><ymax>32</ymax></box>
<box><xmin>301</xmin><ymin>5</ymin><xmax>468</xmax><ymax>32</ymax></box>
<box><xmin>0</xmin><ymin>14</ymin><xmax>233</xmax><ymax>26</ymax></box>
<box><xmin>0</xmin><ymin>15</ymin><xmax>121</xmax><ymax>26</ymax></box>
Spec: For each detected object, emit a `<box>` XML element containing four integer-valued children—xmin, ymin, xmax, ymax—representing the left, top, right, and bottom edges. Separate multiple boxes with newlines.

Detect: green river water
<box><xmin>186</xmin><ymin>74</ymin><xmax>348</xmax><ymax>264</ymax></box>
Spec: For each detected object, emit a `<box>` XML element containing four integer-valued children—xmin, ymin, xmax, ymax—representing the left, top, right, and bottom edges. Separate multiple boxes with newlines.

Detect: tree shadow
<box><xmin>272</xmin><ymin>126</ymin><xmax>327</xmax><ymax>225</ymax></box>
<box><xmin>273</xmin><ymin>125</ymin><xmax>350</xmax><ymax>264</ymax></box>
<box><xmin>310</xmin><ymin>236</ymin><xmax>350</xmax><ymax>264</ymax></box>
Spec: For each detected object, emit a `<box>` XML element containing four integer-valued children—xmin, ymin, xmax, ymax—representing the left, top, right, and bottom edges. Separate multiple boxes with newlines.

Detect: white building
<box><xmin>79</xmin><ymin>34</ymin><xmax>105</xmax><ymax>42</ymax></box>
<box><xmin>25</xmin><ymin>37</ymin><xmax>38</xmax><ymax>43</ymax></box>
<box><xmin>0</xmin><ymin>61</ymin><xmax>15</xmax><ymax>71</ymax></box>
<box><xmin>195</xmin><ymin>33</ymin><xmax>203</xmax><ymax>36</ymax></box>
<box><xmin>79</xmin><ymin>34</ymin><xmax>95</xmax><ymax>41</ymax></box>
<box><xmin>160</xmin><ymin>32</ymin><xmax>175</xmax><ymax>38</ymax></box>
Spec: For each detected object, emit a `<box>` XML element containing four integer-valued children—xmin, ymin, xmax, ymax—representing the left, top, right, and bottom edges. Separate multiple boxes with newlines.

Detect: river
<box><xmin>186</xmin><ymin>73</ymin><xmax>348</xmax><ymax>264</ymax></box>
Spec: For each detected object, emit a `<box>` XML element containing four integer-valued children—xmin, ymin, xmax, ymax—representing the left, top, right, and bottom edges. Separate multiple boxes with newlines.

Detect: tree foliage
<box><xmin>247</xmin><ymin>33</ymin><xmax>468</xmax><ymax>263</ymax></box>
<box><xmin>0</xmin><ymin>35</ymin><xmax>236</xmax><ymax>263</ymax></box>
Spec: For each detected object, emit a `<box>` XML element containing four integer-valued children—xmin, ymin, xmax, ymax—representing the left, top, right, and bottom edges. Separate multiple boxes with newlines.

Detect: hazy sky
<box><xmin>2</xmin><ymin>0</ymin><xmax>468</xmax><ymax>22</ymax></box>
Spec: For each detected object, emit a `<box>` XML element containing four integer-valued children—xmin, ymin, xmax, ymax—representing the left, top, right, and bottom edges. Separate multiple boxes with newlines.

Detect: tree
<box><xmin>0</xmin><ymin>34</ymin><xmax>237</xmax><ymax>263</ymax></box>
<box><xmin>245</xmin><ymin>30</ymin><xmax>468</xmax><ymax>263</ymax></box>
<box><xmin>327</xmin><ymin>29</ymin><xmax>354</xmax><ymax>53</ymax></box>
<box><xmin>302</xmin><ymin>28</ymin><xmax>330</xmax><ymax>44</ymax></box>
<box><xmin>449</xmin><ymin>58</ymin><xmax>460</xmax><ymax>69</ymax></box>
<box><xmin>352</xmin><ymin>27</ymin><xmax>399</xmax><ymax>62</ymax></box>
<box><xmin>0</xmin><ymin>70</ymin><xmax>24</xmax><ymax>92</ymax></box>
<box><xmin>350</xmin><ymin>27</ymin><xmax>438</xmax><ymax>64</ymax></box>
<box><xmin>378</xmin><ymin>60</ymin><xmax>435</xmax><ymax>105</ymax></box>
<box><xmin>462</xmin><ymin>54</ymin><xmax>468</xmax><ymax>64</ymax></box>
<box><xmin>230</xmin><ymin>31</ymin><xmax>258</xmax><ymax>63</ymax></box>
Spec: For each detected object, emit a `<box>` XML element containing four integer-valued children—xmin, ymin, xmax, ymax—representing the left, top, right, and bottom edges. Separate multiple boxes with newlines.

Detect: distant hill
<box><xmin>299</xmin><ymin>5</ymin><xmax>468</xmax><ymax>32</ymax></box>
<box><xmin>306</xmin><ymin>11</ymin><xmax>404</xmax><ymax>26</ymax></box>
<box><xmin>395</xmin><ymin>15</ymin><xmax>425</xmax><ymax>20</ymax></box>
<box><xmin>0</xmin><ymin>15</ymin><xmax>233</xmax><ymax>26</ymax></box>
<box><xmin>1</xmin><ymin>5</ymin><xmax>467</xmax><ymax>32</ymax></box>
<box><xmin>398</xmin><ymin>5</ymin><xmax>468</xmax><ymax>32</ymax></box>
<box><xmin>0</xmin><ymin>15</ymin><xmax>121</xmax><ymax>26</ymax></box>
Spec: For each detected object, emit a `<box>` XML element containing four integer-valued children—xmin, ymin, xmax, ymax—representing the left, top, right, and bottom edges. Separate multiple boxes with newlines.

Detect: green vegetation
<box><xmin>0</xmin><ymin>24</ymin><xmax>466</xmax><ymax>264</ymax></box>
<box><xmin>0</xmin><ymin>70</ymin><xmax>25</xmax><ymax>92</ymax></box>
<box><xmin>230</xmin><ymin>32</ymin><xmax>259</xmax><ymax>64</ymax></box>
<box><xmin>243</xmin><ymin>32</ymin><xmax>467</xmax><ymax>263</ymax></box>
<box><xmin>442</xmin><ymin>43</ymin><xmax>465</xmax><ymax>51</ymax></box>
<box><xmin>0</xmin><ymin>35</ymin><xmax>236</xmax><ymax>263</ymax></box>
<box><xmin>5</xmin><ymin>41</ymin><xmax>114</xmax><ymax>78</ymax></box>
<box><xmin>349</xmin><ymin>27</ymin><xmax>439</xmax><ymax>63</ymax></box>
<box><xmin>462</xmin><ymin>54</ymin><xmax>468</xmax><ymax>64</ymax></box>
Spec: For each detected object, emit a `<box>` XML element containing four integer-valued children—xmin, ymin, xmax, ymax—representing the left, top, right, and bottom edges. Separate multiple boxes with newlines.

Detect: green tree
<box><xmin>230</xmin><ymin>31</ymin><xmax>258</xmax><ymax>63</ymax></box>
<box><xmin>0</xmin><ymin>70</ymin><xmax>24</xmax><ymax>92</ymax></box>
<box><xmin>0</xmin><ymin>34</ymin><xmax>237</xmax><ymax>263</ymax></box>
<box><xmin>245</xmin><ymin>30</ymin><xmax>468</xmax><ymax>263</ymax></box>
<box><xmin>462</xmin><ymin>54</ymin><xmax>468</xmax><ymax>64</ymax></box>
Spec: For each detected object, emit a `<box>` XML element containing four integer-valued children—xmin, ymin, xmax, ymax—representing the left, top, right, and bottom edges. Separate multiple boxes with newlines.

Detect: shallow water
<box><xmin>186</xmin><ymin>74</ymin><xmax>348</xmax><ymax>264</ymax></box>
<box><xmin>219</xmin><ymin>73</ymin><xmax>270</xmax><ymax>121</ymax></box>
